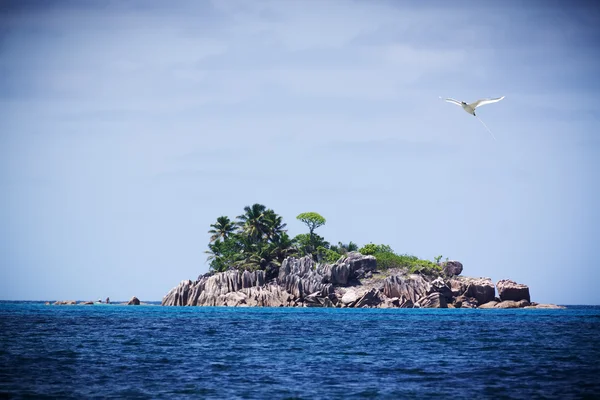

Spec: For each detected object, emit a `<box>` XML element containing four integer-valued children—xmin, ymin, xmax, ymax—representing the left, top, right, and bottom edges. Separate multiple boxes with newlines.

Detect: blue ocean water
<box><xmin>1</xmin><ymin>302</ymin><xmax>599</xmax><ymax>399</ymax></box>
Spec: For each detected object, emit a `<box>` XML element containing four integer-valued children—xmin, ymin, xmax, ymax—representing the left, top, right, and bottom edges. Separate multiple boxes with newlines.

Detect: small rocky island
<box><xmin>162</xmin><ymin>252</ymin><xmax>563</xmax><ymax>309</ymax></box>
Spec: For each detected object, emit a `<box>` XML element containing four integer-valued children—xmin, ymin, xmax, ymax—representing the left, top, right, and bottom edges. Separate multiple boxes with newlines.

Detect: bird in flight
<box><xmin>441</xmin><ymin>96</ymin><xmax>505</xmax><ymax>140</ymax></box>
<box><xmin>443</xmin><ymin>96</ymin><xmax>505</xmax><ymax>117</ymax></box>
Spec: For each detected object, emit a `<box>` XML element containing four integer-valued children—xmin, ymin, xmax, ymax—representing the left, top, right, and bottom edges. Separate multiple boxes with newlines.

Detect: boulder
<box><xmin>344</xmin><ymin>251</ymin><xmax>377</xmax><ymax>279</ymax></box>
<box><xmin>341</xmin><ymin>290</ymin><xmax>358</xmax><ymax>305</ymax></box>
<box><xmin>398</xmin><ymin>298</ymin><xmax>415</xmax><ymax>308</ymax></box>
<box><xmin>320</xmin><ymin>252</ymin><xmax>377</xmax><ymax>285</ymax></box>
<box><xmin>379</xmin><ymin>297</ymin><xmax>401</xmax><ymax>308</ymax></box>
<box><xmin>465</xmin><ymin>278</ymin><xmax>496</xmax><ymax>305</ymax></box>
<box><xmin>449</xmin><ymin>278</ymin><xmax>469</xmax><ymax>297</ymax></box>
<box><xmin>517</xmin><ymin>299</ymin><xmax>530</xmax><ymax>308</ymax></box>
<box><xmin>524</xmin><ymin>303</ymin><xmax>566</xmax><ymax>309</ymax></box>
<box><xmin>53</xmin><ymin>300</ymin><xmax>76</xmax><ymax>305</ymax></box>
<box><xmin>478</xmin><ymin>301</ymin><xmax>498</xmax><ymax>309</ymax></box>
<box><xmin>321</xmin><ymin>296</ymin><xmax>336</xmax><ymax>308</ymax></box>
<box><xmin>353</xmin><ymin>288</ymin><xmax>383</xmax><ymax>308</ymax></box>
<box><xmin>454</xmin><ymin>295</ymin><xmax>478</xmax><ymax>308</ymax></box>
<box><xmin>442</xmin><ymin>260</ymin><xmax>463</xmax><ymax>276</ymax></box>
<box><xmin>448</xmin><ymin>277</ymin><xmax>495</xmax><ymax>304</ymax></box>
<box><xmin>304</xmin><ymin>292</ymin><xmax>327</xmax><ymax>307</ymax></box>
<box><xmin>415</xmin><ymin>292</ymin><xmax>447</xmax><ymax>308</ymax></box>
<box><xmin>494</xmin><ymin>300</ymin><xmax>519</xmax><ymax>309</ymax></box>
<box><xmin>496</xmin><ymin>279</ymin><xmax>530</xmax><ymax>302</ymax></box>
<box><xmin>127</xmin><ymin>296</ymin><xmax>140</xmax><ymax>305</ymax></box>
<box><xmin>427</xmin><ymin>277</ymin><xmax>453</xmax><ymax>300</ymax></box>
<box><xmin>382</xmin><ymin>274</ymin><xmax>429</xmax><ymax>304</ymax></box>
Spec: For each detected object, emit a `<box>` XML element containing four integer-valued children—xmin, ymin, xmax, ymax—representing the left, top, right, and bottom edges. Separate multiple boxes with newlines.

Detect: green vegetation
<box><xmin>205</xmin><ymin>204</ymin><xmax>295</xmax><ymax>279</ymax></box>
<box><xmin>359</xmin><ymin>243</ymin><xmax>442</xmax><ymax>275</ymax></box>
<box><xmin>296</xmin><ymin>212</ymin><xmax>326</xmax><ymax>236</ymax></box>
<box><xmin>205</xmin><ymin>204</ymin><xmax>443</xmax><ymax>278</ymax></box>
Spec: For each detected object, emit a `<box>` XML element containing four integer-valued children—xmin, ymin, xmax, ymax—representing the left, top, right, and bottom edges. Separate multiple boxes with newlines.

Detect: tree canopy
<box><xmin>296</xmin><ymin>212</ymin><xmax>326</xmax><ymax>236</ymax></box>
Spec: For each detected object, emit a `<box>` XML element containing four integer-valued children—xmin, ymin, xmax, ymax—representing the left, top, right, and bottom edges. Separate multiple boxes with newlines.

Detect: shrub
<box><xmin>359</xmin><ymin>243</ymin><xmax>378</xmax><ymax>255</ymax></box>
<box><xmin>317</xmin><ymin>246</ymin><xmax>342</xmax><ymax>264</ymax></box>
<box><xmin>359</xmin><ymin>243</ymin><xmax>442</xmax><ymax>276</ymax></box>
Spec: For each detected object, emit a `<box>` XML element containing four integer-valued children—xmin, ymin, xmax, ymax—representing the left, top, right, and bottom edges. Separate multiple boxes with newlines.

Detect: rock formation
<box><xmin>127</xmin><ymin>296</ymin><xmax>140</xmax><ymax>305</ymax></box>
<box><xmin>53</xmin><ymin>300</ymin><xmax>77</xmax><ymax>305</ymax></box>
<box><xmin>496</xmin><ymin>279</ymin><xmax>531</xmax><ymax>302</ymax></box>
<box><xmin>415</xmin><ymin>292</ymin><xmax>447</xmax><ymax>308</ymax></box>
<box><xmin>441</xmin><ymin>260</ymin><xmax>463</xmax><ymax>276</ymax></box>
<box><xmin>382</xmin><ymin>274</ymin><xmax>429</xmax><ymax>304</ymax></box>
<box><xmin>161</xmin><ymin>252</ymin><xmax>561</xmax><ymax>310</ymax></box>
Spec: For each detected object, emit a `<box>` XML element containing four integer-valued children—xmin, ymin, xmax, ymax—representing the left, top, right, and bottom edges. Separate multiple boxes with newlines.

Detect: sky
<box><xmin>1</xmin><ymin>0</ymin><xmax>599</xmax><ymax>304</ymax></box>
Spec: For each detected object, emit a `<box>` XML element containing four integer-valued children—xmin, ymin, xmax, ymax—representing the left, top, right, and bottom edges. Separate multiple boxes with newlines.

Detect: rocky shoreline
<box><xmin>161</xmin><ymin>252</ymin><xmax>564</xmax><ymax>309</ymax></box>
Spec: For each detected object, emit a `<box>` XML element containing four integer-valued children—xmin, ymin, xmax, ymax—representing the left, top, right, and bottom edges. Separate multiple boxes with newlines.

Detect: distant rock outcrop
<box><xmin>53</xmin><ymin>300</ymin><xmax>76</xmax><ymax>305</ymax></box>
<box><xmin>127</xmin><ymin>296</ymin><xmax>140</xmax><ymax>305</ymax></box>
<box><xmin>525</xmin><ymin>303</ymin><xmax>566</xmax><ymax>309</ymax></box>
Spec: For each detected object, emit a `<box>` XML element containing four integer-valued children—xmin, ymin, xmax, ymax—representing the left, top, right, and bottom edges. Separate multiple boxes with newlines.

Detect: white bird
<box><xmin>440</xmin><ymin>96</ymin><xmax>505</xmax><ymax>140</ymax></box>
<box><xmin>443</xmin><ymin>96</ymin><xmax>505</xmax><ymax>117</ymax></box>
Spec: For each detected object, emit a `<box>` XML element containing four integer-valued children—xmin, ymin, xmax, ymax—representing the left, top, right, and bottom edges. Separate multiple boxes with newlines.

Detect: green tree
<box><xmin>205</xmin><ymin>237</ymin><xmax>243</xmax><ymax>272</ymax></box>
<box><xmin>317</xmin><ymin>246</ymin><xmax>342</xmax><ymax>263</ymax></box>
<box><xmin>235</xmin><ymin>241</ymin><xmax>277</xmax><ymax>271</ymax></box>
<box><xmin>208</xmin><ymin>216</ymin><xmax>237</xmax><ymax>243</ymax></box>
<box><xmin>293</xmin><ymin>233</ymin><xmax>330</xmax><ymax>259</ymax></box>
<box><xmin>207</xmin><ymin>204</ymin><xmax>297</xmax><ymax>276</ymax></box>
<box><xmin>237</xmin><ymin>203</ymin><xmax>268</xmax><ymax>241</ymax></box>
<box><xmin>263</xmin><ymin>209</ymin><xmax>287</xmax><ymax>240</ymax></box>
<box><xmin>358</xmin><ymin>243</ymin><xmax>378</xmax><ymax>255</ymax></box>
<box><xmin>296</xmin><ymin>212</ymin><xmax>326</xmax><ymax>237</ymax></box>
<box><xmin>270</xmin><ymin>232</ymin><xmax>297</xmax><ymax>262</ymax></box>
<box><xmin>334</xmin><ymin>241</ymin><xmax>359</xmax><ymax>255</ymax></box>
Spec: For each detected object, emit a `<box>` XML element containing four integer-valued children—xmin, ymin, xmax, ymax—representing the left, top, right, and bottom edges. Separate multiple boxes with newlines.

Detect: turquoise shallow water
<box><xmin>1</xmin><ymin>302</ymin><xmax>599</xmax><ymax>399</ymax></box>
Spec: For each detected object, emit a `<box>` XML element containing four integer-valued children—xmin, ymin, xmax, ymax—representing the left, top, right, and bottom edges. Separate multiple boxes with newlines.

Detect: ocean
<box><xmin>1</xmin><ymin>302</ymin><xmax>599</xmax><ymax>399</ymax></box>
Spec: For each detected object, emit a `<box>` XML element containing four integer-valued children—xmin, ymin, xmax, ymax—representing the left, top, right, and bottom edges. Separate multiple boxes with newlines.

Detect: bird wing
<box><xmin>444</xmin><ymin>98</ymin><xmax>463</xmax><ymax>107</ymax></box>
<box><xmin>469</xmin><ymin>96</ymin><xmax>505</xmax><ymax>109</ymax></box>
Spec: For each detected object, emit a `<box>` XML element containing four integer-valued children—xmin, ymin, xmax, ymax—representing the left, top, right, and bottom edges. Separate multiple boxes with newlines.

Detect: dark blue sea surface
<box><xmin>1</xmin><ymin>302</ymin><xmax>599</xmax><ymax>399</ymax></box>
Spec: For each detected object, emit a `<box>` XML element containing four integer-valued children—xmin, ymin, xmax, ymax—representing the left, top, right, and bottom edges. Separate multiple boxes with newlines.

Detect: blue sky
<box><xmin>1</xmin><ymin>0</ymin><xmax>599</xmax><ymax>304</ymax></box>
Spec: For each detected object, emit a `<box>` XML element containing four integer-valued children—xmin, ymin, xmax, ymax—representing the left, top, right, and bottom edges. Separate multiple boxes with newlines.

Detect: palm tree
<box><xmin>263</xmin><ymin>209</ymin><xmax>287</xmax><ymax>240</ymax></box>
<box><xmin>336</xmin><ymin>241</ymin><xmax>359</xmax><ymax>255</ymax></box>
<box><xmin>205</xmin><ymin>239</ymin><xmax>223</xmax><ymax>264</ymax></box>
<box><xmin>208</xmin><ymin>216</ymin><xmax>237</xmax><ymax>243</ymax></box>
<box><xmin>236</xmin><ymin>241</ymin><xmax>283</xmax><ymax>274</ymax></box>
<box><xmin>270</xmin><ymin>232</ymin><xmax>297</xmax><ymax>262</ymax></box>
<box><xmin>236</xmin><ymin>203</ymin><xmax>267</xmax><ymax>241</ymax></box>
